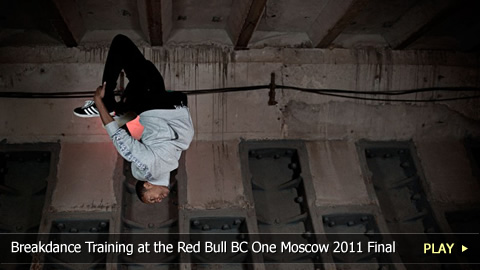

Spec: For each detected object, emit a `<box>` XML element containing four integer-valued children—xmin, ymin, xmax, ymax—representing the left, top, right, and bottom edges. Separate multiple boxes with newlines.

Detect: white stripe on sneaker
<box><xmin>86</xmin><ymin>107</ymin><xmax>96</xmax><ymax>115</ymax></box>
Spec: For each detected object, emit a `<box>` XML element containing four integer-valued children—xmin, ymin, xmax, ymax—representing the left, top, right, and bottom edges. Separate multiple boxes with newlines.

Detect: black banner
<box><xmin>0</xmin><ymin>233</ymin><xmax>478</xmax><ymax>266</ymax></box>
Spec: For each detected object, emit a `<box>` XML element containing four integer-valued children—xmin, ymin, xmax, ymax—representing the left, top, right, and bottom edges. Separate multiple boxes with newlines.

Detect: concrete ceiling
<box><xmin>0</xmin><ymin>0</ymin><xmax>479</xmax><ymax>52</ymax></box>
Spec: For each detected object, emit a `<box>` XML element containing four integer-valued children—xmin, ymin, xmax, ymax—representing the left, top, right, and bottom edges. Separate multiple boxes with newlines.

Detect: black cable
<box><xmin>277</xmin><ymin>85</ymin><xmax>480</xmax><ymax>96</ymax></box>
<box><xmin>0</xmin><ymin>95</ymin><xmax>85</xmax><ymax>99</ymax></box>
<box><xmin>277</xmin><ymin>85</ymin><xmax>480</xmax><ymax>102</ymax></box>
<box><xmin>182</xmin><ymin>85</ymin><xmax>270</xmax><ymax>95</ymax></box>
<box><xmin>0</xmin><ymin>85</ymin><xmax>479</xmax><ymax>102</ymax></box>
<box><xmin>292</xmin><ymin>89</ymin><xmax>480</xmax><ymax>102</ymax></box>
<box><xmin>0</xmin><ymin>85</ymin><xmax>270</xmax><ymax>98</ymax></box>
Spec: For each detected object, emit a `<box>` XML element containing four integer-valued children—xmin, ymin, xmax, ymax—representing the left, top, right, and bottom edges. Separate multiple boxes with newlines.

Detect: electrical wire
<box><xmin>0</xmin><ymin>84</ymin><xmax>479</xmax><ymax>103</ymax></box>
<box><xmin>0</xmin><ymin>91</ymin><xmax>95</xmax><ymax>99</ymax></box>
<box><xmin>277</xmin><ymin>85</ymin><xmax>480</xmax><ymax>102</ymax></box>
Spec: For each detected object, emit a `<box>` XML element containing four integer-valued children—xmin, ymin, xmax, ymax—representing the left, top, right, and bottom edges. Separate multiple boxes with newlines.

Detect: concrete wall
<box><xmin>1</xmin><ymin>45</ymin><xmax>479</xmax><ymax>214</ymax></box>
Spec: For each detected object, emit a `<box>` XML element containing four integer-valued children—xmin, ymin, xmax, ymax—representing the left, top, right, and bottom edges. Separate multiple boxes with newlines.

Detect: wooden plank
<box><xmin>228</xmin><ymin>0</ymin><xmax>267</xmax><ymax>49</ymax></box>
<box><xmin>383</xmin><ymin>0</ymin><xmax>459</xmax><ymax>50</ymax></box>
<box><xmin>49</xmin><ymin>0</ymin><xmax>86</xmax><ymax>47</ymax></box>
<box><xmin>312</xmin><ymin>0</ymin><xmax>370</xmax><ymax>48</ymax></box>
<box><xmin>138</xmin><ymin>0</ymin><xmax>173</xmax><ymax>46</ymax></box>
<box><xmin>145</xmin><ymin>0</ymin><xmax>163</xmax><ymax>46</ymax></box>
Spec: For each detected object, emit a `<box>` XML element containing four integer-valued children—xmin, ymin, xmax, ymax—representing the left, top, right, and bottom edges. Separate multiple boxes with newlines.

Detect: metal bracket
<box><xmin>268</xmin><ymin>72</ymin><xmax>278</xmax><ymax>106</ymax></box>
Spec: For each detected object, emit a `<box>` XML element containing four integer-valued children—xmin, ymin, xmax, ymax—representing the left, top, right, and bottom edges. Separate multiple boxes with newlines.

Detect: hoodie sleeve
<box><xmin>104</xmin><ymin>121</ymin><xmax>152</xmax><ymax>175</ymax></box>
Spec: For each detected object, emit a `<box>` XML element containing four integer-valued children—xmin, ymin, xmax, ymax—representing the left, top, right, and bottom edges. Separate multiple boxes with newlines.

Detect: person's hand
<box><xmin>94</xmin><ymin>82</ymin><xmax>106</xmax><ymax>104</ymax></box>
<box><xmin>93</xmin><ymin>82</ymin><xmax>114</xmax><ymax>125</ymax></box>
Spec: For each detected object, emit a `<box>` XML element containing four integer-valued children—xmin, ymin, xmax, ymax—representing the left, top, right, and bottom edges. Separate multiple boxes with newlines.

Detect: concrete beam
<box><xmin>306</xmin><ymin>141</ymin><xmax>371</xmax><ymax>206</ymax></box>
<box><xmin>138</xmin><ymin>0</ymin><xmax>161</xmax><ymax>46</ymax></box>
<box><xmin>383</xmin><ymin>0</ymin><xmax>459</xmax><ymax>50</ymax></box>
<box><xmin>185</xmin><ymin>141</ymin><xmax>245</xmax><ymax>208</ymax></box>
<box><xmin>160</xmin><ymin>0</ymin><xmax>173</xmax><ymax>44</ymax></box>
<box><xmin>308</xmin><ymin>0</ymin><xmax>370</xmax><ymax>48</ymax></box>
<box><xmin>51</xmin><ymin>142</ymin><xmax>118</xmax><ymax>212</ymax></box>
<box><xmin>416</xmin><ymin>140</ymin><xmax>480</xmax><ymax>204</ymax></box>
<box><xmin>49</xmin><ymin>0</ymin><xmax>86</xmax><ymax>47</ymax></box>
<box><xmin>227</xmin><ymin>0</ymin><xmax>267</xmax><ymax>49</ymax></box>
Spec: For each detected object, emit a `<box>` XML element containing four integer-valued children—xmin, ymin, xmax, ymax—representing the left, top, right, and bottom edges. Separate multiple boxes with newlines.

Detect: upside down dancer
<box><xmin>73</xmin><ymin>34</ymin><xmax>194</xmax><ymax>204</ymax></box>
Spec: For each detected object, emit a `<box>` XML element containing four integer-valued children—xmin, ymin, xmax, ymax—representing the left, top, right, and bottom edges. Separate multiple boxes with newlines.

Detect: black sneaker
<box><xmin>73</xmin><ymin>100</ymin><xmax>114</xmax><ymax>118</ymax></box>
